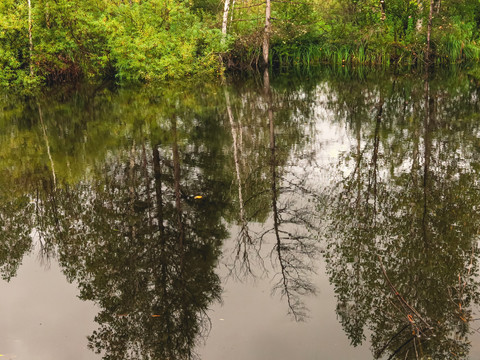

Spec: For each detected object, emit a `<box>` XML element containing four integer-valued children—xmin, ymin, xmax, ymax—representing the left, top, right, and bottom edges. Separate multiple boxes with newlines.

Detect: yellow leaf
<box><xmin>194</xmin><ymin>196</ymin><xmax>202</xmax><ymax>200</ymax></box>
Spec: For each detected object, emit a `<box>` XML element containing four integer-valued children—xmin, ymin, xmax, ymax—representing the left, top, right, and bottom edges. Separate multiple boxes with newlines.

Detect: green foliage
<box><xmin>105</xmin><ymin>1</ymin><xmax>227</xmax><ymax>81</ymax></box>
<box><xmin>0</xmin><ymin>0</ymin><xmax>228</xmax><ymax>88</ymax></box>
<box><xmin>0</xmin><ymin>0</ymin><xmax>33</xmax><ymax>86</ymax></box>
<box><xmin>267</xmin><ymin>0</ymin><xmax>480</xmax><ymax>68</ymax></box>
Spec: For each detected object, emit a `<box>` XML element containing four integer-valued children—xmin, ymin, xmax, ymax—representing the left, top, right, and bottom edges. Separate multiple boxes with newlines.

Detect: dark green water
<box><xmin>1</xmin><ymin>68</ymin><xmax>480</xmax><ymax>359</ymax></box>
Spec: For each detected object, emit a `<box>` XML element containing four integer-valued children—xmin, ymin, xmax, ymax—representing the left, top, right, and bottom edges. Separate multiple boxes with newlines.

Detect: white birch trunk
<box><xmin>262</xmin><ymin>0</ymin><xmax>271</xmax><ymax>65</ymax></box>
<box><xmin>28</xmin><ymin>0</ymin><xmax>33</xmax><ymax>76</ymax></box>
<box><xmin>380</xmin><ymin>0</ymin><xmax>386</xmax><ymax>22</ymax></box>
<box><xmin>222</xmin><ymin>0</ymin><xmax>231</xmax><ymax>41</ymax></box>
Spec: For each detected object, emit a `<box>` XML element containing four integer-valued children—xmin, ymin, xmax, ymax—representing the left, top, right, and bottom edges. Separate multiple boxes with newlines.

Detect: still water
<box><xmin>1</xmin><ymin>68</ymin><xmax>480</xmax><ymax>359</ymax></box>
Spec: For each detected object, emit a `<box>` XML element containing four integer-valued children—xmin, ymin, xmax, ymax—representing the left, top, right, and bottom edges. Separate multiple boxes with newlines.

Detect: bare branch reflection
<box><xmin>224</xmin><ymin>70</ymin><xmax>322</xmax><ymax>320</ymax></box>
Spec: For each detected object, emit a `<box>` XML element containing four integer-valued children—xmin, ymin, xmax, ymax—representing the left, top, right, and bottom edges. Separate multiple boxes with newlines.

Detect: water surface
<box><xmin>1</xmin><ymin>68</ymin><xmax>480</xmax><ymax>359</ymax></box>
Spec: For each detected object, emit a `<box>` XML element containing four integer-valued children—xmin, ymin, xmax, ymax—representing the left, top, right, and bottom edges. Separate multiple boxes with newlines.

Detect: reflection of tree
<box><xmin>326</xmin><ymin>73</ymin><xmax>480</xmax><ymax>359</ymax></box>
<box><xmin>0</xmin><ymin>190</ymin><xmax>33</xmax><ymax>281</ymax></box>
<box><xmin>53</xmin><ymin>132</ymin><xmax>227</xmax><ymax>359</ymax></box>
<box><xmin>225</xmin><ymin>88</ymin><xmax>258</xmax><ymax>276</ymax></box>
<box><xmin>264</xmin><ymin>69</ymin><xmax>318</xmax><ymax>320</ymax></box>
<box><xmin>0</xmin><ymin>82</ymin><xmax>231</xmax><ymax>359</ymax></box>
<box><xmin>0</xmin><ymin>95</ymin><xmax>82</xmax><ymax>278</ymax></box>
<box><xmin>225</xmin><ymin>71</ymin><xmax>321</xmax><ymax>320</ymax></box>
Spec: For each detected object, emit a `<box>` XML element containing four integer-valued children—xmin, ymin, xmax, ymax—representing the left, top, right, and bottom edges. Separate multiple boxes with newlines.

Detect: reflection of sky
<box><xmin>0</xmin><ymin>246</ymin><xmax>99</xmax><ymax>360</ymax></box>
<box><xmin>3</xmin><ymin>237</ymin><xmax>479</xmax><ymax>360</ymax></box>
<box><xmin>287</xmin><ymin>90</ymin><xmax>351</xmax><ymax>190</ymax></box>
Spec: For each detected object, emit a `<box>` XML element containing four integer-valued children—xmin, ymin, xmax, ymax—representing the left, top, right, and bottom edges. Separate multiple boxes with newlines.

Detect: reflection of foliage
<box><xmin>325</xmin><ymin>72</ymin><xmax>480</xmax><ymax>359</ymax></box>
<box><xmin>0</xmin><ymin>81</ymin><xmax>231</xmax><ymax>359</ymax></box>
<box><xmin>55</xmin><ymin>138</ymin><xmax>227</xmax><ymax>359</ymax></box>
<box><xmin>0</xmin><ymin>193</ymin><xmax>33</xmax><ymax>281</ymax></box>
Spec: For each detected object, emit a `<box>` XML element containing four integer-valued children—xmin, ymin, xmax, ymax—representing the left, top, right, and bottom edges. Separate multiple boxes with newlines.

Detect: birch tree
<box><xmin>262</xmin><ymin>0</ymin><xmax>271</xmax><ymax>65</ymax></box>
<box><xmin>27</xmin><ymin>0</ymin><xmax>33</xmax><ymax>76</ymax></box>
<box><xmin>222</xmin><ymin>0</ymin><xmax>231</xmax><ymax>38</ymax></box>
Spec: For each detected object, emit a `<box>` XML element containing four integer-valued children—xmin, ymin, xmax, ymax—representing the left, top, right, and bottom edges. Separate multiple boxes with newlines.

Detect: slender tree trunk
<box><xmin>28</xmin><ymin>0</ymin><xmax>34</xmax><ymax>76</ymax></box>
<box><xmin>380</xmin><ymin>0</ymin><xmax>386</xmax><ymax>22</ymax></box>
<box><xmin>230</xmin><ymin>0</ymin><xmax>236</xmax><ymax>22</ymax></box>
<box><xmin>222</xmin><ymin>0</ymin><xmax>231</xmax><ymax>40</ymax></box>
<box><xmin>426</xmin><ymin>0</ymin><xmax>434</xmax><ymax>63</ymax></box>
<box><xmin>416</xmin><ymin>0</ymin><xmax>423</xmax><ymax>31</ymax></box>
<box><xmin>262</xmin><ymin>0</ymin><xmax>271</xmax><ymax>65</ymax></box>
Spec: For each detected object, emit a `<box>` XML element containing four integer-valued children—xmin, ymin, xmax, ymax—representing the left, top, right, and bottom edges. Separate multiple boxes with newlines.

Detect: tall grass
<box><xmin>434</xmin><ymin>36</ymin><xmax>480</xmax><ymax>64</ymax></box>
<box><xmin>269</xmin><ymin>37</ymin><xmax>480</xmax><ymax>70</ymax></box>
<box><xmin>271</xmin><ymin>42</ymin><xmax>406</xmax><ymax>68</ymax></box>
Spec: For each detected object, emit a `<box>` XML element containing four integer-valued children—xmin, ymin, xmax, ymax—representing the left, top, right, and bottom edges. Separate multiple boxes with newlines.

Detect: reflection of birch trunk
<box><xmin>153</xmin><ymin>145</ymin><xmax>165</xmax><ymax>238</ymax></box>
<box><xmin>354</xmin><ymin>117</ymin><xmax>362</xmax><ymax>284</ymax></box>
<box><xmin>141</xmin><ymin>141</ymin><xmax>153</xmax><ymax>228</ymax></box>
<box><xmin>226</xmin><ymin>89</ymin><xmax>263</xmax><ymax>277</ymax></box>
<box><xmin>266</xmin><ymin>70</ymin><xmax>287</xmax><ymax>307</ymax></box>
<box><xmin>422</xmin><ymin>77</ymin><xmax>433</xmax><ymax>246</ymax></box>
<box><xmin>355</xmin><ymin>117</ymin><xmax>361</xmax><ymax>208</ymax></box>
<box><xmin>38</xmin><ymin>104</ymin><xmax>56</xmax><ymax>190</ymax></box>
<box><xmin>129</xmin><ymin>141</ymin><xmax>137</xmax><ymax>240</ymax></box>
<box><xmin>226</xmin><ymin>89</ymin><xmax>250</xmax><ymax>240</ymax></box>
<box><xmin>412</xmin><ymin>106</ymin><xmax>420</xmax><ymax>184</ymax></box>
<box><xmin>367</xmin><ymin>95</ymin><xmax>384</xmax><ymax>217</ymax></box>
<box><xmin>171</xmin><ymin>117</ymin><xmax>184</xmax><ymax>254</ymax></box>
<box><xmin>410</xmin><ymin>95</ymin><xmax>421</xmax><ymax>238</ymax></box>
<box><xmin>238</xmin><ymin>109</ymin><xmax>245</xmax><ymax>168</ymax></box>
<box><xmin>152</xmin><ymin>143</ymin><xmax>169</xmax><ymax>332</ymax></box>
